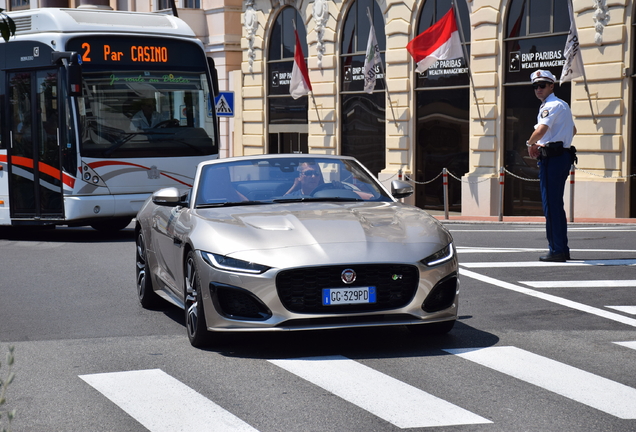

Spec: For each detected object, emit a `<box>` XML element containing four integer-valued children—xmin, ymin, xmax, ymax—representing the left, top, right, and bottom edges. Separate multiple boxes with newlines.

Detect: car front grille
<box><xmin>276</xmin><ymin>264</ymin><xmax>419</xmax><ymax>313</ymax></box>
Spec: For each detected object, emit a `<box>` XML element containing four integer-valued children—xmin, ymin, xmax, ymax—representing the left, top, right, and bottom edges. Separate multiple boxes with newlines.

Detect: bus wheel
<box><xmin>90</xmin><ymin>217</ymin><xmax>132</xmax><ymax>232</ymax></box>
<box><xmin>136</xmin><ymin>230</ymin><xmax>158</xmax><ymax>309</ymax></box>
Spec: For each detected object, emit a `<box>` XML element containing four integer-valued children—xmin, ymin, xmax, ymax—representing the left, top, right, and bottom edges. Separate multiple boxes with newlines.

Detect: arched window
<box><xmin>340</xmin><ymin>0</ymin><xmax>385</xmax><ymax>177</ymax></box>
<box><xmin>503</xmin><ymin>0</ymin><xmax>571</xmax><ymax>216</ymax></box>
<box><xmin>413</xmin><ymin>0</ymin><xmax>470</xmax><ymax>212</ymax></box>
<box><xmin>267</xmin><ymin>7</ymin><xmax>309</xmax><ymax>154</ymax></box>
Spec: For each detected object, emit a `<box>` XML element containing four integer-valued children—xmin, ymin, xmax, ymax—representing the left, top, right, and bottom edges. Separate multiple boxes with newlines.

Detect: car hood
<box><xmin>187</xmin><ymin>201</ymin><xmax>453</xmax><ymax>267</ymax></box>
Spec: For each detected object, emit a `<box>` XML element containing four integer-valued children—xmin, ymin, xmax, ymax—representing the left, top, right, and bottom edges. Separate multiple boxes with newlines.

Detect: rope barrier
<box><xmin>573</xmin><ymin>167</ymin><xmax>636</xmax><ymax>179</ymax></box>
<box><xmin>404</xmin><ymin>172</ymin><xmax>442</xmax><ymax>185</ymax></box>
<box><xmin>395</xmin><ymin>163</ymin><xmax>631</xmax><ymax>221</ymax></box>
<box><xmin>502</xmin><ymin>167</ymin><xmax>540</xmax><ymax>182</ymax></box>
<box><xmin>400</xmin><ymin>164</ymin><xmax>635</xmax><ymax>186</ymax></box>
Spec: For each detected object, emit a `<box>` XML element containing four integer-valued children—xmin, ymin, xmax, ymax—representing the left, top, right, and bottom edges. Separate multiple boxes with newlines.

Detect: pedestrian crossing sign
<box><xmin>214</xmin><ymin>92</ymin><xmax>234</xmax><ymax>117</ymax></box>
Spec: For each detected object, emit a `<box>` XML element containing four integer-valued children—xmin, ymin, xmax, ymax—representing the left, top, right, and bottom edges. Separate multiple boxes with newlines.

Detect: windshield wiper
<box><xmin>273</xmin><ymin>196</ymin><xmax>363</xmax><ymax>203</ymax></box>
<box><xmin>196</xmin><ymin>200</ymin><xmax>268</xmax><ymax>209</ymax></box>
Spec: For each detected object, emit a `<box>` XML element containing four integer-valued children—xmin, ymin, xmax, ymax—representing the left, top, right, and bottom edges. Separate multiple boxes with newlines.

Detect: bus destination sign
<box><xmin>81</xmin><ymin>42</ymin><xmax>168</xmax><ymax>63</ymax></box>
<box><xmin>66</xmin><ymin>36</ymin><xmax>204</xmax><ymax>67</ymax></box>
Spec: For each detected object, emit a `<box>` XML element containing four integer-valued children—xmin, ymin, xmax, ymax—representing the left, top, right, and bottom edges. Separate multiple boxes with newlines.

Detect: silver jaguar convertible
<box><xmin>135</xmin><ymin>154</ymin><xmax>459</xmax><ymax>347</ymax></box>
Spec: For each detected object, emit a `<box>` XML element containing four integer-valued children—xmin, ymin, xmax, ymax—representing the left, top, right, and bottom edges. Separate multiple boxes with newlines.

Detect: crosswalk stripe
<box><xmin>460</xmin><ymin>268</ymin><xmax>636</xmax><ymax>327</ymax></box>
<box><xmin>79</xmin><ymin>369</ymin><xmax>259</xmax><ymax>432</ymax></box>
<box><xmin>607</xmin><ymin>306</ymin><xmax>636</xmax><ymax>315</ymax></box>
<box><xmin>520</xmin><ymin>280</ymin><xmax>636</xmax><ymax>288</ymax></box>
<box><xmin>614</xmin><ymin>341</ymin><xmax>636</xmax><ymax>350</ymax></box>
<box><xmin>269</xmin><ymin>355</ymin><xmax>491</xmax><ymax>428</ymax></box>
<box><xmin>444</xmin><ymin>346</ymin><xmax>636</xmax><ymax>419</ymax></box>
<box><xmin>461</xmin><ymin>259</ymin><xmax>636</xmax><ymax>267</ymax></box>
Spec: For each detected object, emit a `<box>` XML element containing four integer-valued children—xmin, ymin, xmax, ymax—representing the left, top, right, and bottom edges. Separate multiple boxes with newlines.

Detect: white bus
<box><xmin>0</xmin><ymin>7</ymin><xmax>219</xmax><ymax>231</ymax></box>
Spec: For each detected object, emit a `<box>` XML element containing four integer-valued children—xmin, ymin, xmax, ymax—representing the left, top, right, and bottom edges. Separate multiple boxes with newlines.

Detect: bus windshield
<box><xmin>79</xmin><ymin>69</ymin><xmax>217</xmax><ymax>158</ymax></box>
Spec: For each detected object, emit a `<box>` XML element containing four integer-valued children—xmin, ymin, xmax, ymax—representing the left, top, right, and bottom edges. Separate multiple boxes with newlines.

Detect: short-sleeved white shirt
<box><xmin>535</xmin><ymin>93</ymin><xmax>575</xmax><ymax>148</ymax></box>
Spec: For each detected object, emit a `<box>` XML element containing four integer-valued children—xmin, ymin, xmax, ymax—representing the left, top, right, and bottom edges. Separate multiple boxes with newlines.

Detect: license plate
<box><xmin>322</xmin><ymin>286</ymin><xmax>376</xmax><ymax>305</ymax></box>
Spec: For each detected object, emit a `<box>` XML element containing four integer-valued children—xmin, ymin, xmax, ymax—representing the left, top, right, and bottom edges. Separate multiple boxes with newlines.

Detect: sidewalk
<box><xmin>428</xmin><ymin>211</ymin><xmax>636</xmax><ymax>225</ymax></box>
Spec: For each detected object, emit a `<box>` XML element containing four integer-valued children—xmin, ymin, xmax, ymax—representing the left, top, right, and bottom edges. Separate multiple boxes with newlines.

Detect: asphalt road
<box><xmin>1</xmin><ymin>221</ymin><xmax>635</xmax><ymax>432</ymax></box>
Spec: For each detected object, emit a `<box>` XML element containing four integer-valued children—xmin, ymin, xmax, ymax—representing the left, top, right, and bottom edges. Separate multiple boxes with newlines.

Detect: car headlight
<box><xmin>420</xmin><ymin>243</ymin><xmax>454</xmax><ymax>267</ymax></box>
<box><xmin>201</xmin><ymin>251</ymin><xmax>270</xmax><ymax>274</ymax></box>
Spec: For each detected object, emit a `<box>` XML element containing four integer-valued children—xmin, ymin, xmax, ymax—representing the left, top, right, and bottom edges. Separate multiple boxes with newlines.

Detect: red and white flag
<box><xmin>406</xmin><ymin>9</ymin><xmax>463</xmax><ymax>73</ymax></box>
<box><xmin>289</xmin><ymin>29</ymin><xmax>312</xmax><ymax>99</ymax></box>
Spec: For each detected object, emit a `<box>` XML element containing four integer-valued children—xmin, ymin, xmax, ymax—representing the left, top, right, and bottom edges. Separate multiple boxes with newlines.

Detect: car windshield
<box><xmin>194</xmin><ymin>157</ymin><xmax>393</xmax><ymax>207</ymax></box>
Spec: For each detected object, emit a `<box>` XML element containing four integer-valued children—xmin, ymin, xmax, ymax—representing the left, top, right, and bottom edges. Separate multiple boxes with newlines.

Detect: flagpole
<box><xmin>451</xmin><ymin>0</ymin><xmax>484</xmax><ymax>126</ymax></box>
<box><xmin>581</xmin><ymin>74</ymin><xmax>597</xmax><ymax>124</ymax></box>
<box><xmin>293</xmin><ymin>19</ymin><xmax>323</xmax><ymax>128</ymax></box>
<box><xmin>311</xmin><ymin>93</ymin><xmax>323</xmax><ymax>127</ymax></box>
<box><xmin>366</xmin><ymin>7</ymin><xmax>398</xmax><ymax>127</ymax></box>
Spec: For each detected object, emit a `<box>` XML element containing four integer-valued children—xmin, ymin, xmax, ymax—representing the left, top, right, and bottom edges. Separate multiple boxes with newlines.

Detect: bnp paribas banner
<box><xmin>505</xmin><ymin>34</ymin><xmax>567</xmax><ymax>83</ymax></box>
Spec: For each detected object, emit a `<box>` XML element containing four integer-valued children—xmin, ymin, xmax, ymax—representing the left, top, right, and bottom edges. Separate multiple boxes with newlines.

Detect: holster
<box><xmin>569</xmin><ymin>146</ymin><xmax>578</xmax><ymax>164</ymax></box>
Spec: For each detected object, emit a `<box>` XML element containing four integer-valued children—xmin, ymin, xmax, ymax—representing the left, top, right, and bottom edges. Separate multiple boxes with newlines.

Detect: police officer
<box><xmin>526</xmin><ymin>70</ymin><xmax>577</xmax><ymax>262</ymax></box>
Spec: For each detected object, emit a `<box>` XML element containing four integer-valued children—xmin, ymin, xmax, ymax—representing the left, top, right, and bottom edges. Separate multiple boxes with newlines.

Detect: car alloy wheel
<box><xmin>136</xmin><ymin>230</ymin><xmax>158</xmax><ymax>308</ymax></box>
<box><xmin>184</xmin><ymin>251</ymin><xmax>210</xmax><ymax>347</ymax></box>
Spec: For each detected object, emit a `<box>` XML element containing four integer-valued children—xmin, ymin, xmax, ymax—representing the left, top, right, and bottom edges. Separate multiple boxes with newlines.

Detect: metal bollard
<box><xmin>443</xmin><ymin>168</ymin><xmax>449</xmax><ymax>220</ymax></box>
<box><xmin>498</xmin><ymin>167</ymin><xmax>505</xmax><ymax>221</ymax></box>
<box><xmin>569</xmin><ymin>164</ymin><xmax>575</xmax><ymax>223</ymax></box>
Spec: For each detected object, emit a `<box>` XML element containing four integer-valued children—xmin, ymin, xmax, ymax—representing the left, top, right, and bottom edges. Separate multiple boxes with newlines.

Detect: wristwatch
<box><xmin>526</xmin><ymin>141</ymin><xmax>533</xmax><ymax>147</ymax></box>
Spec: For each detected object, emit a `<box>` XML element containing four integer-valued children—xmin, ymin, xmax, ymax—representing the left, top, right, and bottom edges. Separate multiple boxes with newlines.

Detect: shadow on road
<box><xmin>0</xmin><ymin>225</ymin><xmax>135</xmax><ymax>243</ymax></box>
<box><xmin>211</xmin><ymin>320</ymin><xmax>498</xmax><ymax>360</ymax></box>
<box><xmin>155</xmin><ymin>308</ymin><xmax>500</xmax><ymax>360</ymax></box>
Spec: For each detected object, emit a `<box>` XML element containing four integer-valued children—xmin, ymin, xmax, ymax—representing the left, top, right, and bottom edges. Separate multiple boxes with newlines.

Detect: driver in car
<box><xmin>284</xmin><ymin>162</ymin><xmax>324</xmax><ymax>196</ymax></box>
<box><xmin>130</xmin><ymin>98</ymin><xmax>177</xmax><ymax>131</ymax></box>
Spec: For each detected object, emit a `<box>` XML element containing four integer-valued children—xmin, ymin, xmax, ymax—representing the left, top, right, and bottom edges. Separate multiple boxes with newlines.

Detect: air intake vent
<box><xmin>12</xmin><ymin>16</ymin><xmax>32</xmax><ymax>32</ymax></box>
<box><xmin>66</xmin><ymin>10</ymin><xmax>174</xmax><ymax>28</ymax></box>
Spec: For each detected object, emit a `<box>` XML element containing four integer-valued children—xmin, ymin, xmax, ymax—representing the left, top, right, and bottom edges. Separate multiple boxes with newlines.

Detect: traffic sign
<box><xmin>214</xmin><ymin>92</ymin><xmax>234</xmax><ymax>117</ymax></box>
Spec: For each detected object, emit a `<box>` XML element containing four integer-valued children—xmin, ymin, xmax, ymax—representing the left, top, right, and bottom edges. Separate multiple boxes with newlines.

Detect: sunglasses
<box><xmin>532</xmin><ymin>82</ymin><xmax>550</xmax><ymax>90</ymax></box>
<box><xmin>301</xmin><ymin>169</ymin><xmax>319</xmax><ymax>177</ymax></box>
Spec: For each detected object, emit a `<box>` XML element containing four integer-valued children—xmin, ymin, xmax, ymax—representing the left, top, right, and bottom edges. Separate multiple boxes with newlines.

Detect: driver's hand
<box><xmin>284</xmin><ymin>177</ymin><xmax>302</xmax><ymax>195</ymax></box>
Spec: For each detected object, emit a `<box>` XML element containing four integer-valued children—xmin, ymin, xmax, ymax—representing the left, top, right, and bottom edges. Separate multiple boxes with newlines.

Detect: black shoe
<box><xmin>539</xmin><ymin>253</ymin><xmax>568</xmax><ymax>262</ymax></box>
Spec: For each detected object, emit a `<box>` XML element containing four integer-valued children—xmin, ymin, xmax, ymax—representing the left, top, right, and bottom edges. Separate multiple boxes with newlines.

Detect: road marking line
<box><xmin>607</xmin><ymin>306</ymin><xmax>636</xmax><ymax>315</ymax></box>
<box><xmin>458</xmin><ymin>247</ymin><xmax>636</xmax><ymax>254</ymax></box>
<box><xmin>460</xmin><ymin>268</ymin><xmax>636</xmax><ymax>327</ymax></box>
<box><xmin>79</xmin><ymin>369</ymin><xmax>259</xmax><ymax>432</ymax></box>
<box><xmin>449</xmin><ymin>228</ymin><xmax>636</xmax><ymax>233</ymax></box>
<box><xmin>444</xmin><ymin>346</ymin><xmax>636</xmax><ymax>419</ymax></box>
<box><xmin>269</xmin><ymin>355</ymin><xmax>491</xmax><ymax>428</ymax></box>
<box><xmin>460</xmin><ymin>259</ymin><xmax>636</xmax><ymax>268</ymax></box>
<box><xmin>614</xmin><ymin>341</ymin><xmax>636</xmax><ymax>350</ymax></box>
<box><xmin>520</xmin><ymin>280</ymin><xmax>636</xmax><ymax>288</ymax></box>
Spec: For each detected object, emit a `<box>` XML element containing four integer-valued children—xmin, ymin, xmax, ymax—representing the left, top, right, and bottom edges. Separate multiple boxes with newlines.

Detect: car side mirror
<box><xmin>152</xmin><ymin>187</ymin><xmax>182</xmax><ymax>206</ymax></box>
<box><xmin>391</xmin><ymin>180</ymin><xmax>413</xmax><ymax>199</ymax></box>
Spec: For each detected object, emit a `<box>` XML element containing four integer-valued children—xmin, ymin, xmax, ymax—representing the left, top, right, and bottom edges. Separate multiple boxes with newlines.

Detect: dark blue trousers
<box><xmin>538</xmin><ymin>151</ymin><xmax>571</xmax><ymax>256</ymax></box>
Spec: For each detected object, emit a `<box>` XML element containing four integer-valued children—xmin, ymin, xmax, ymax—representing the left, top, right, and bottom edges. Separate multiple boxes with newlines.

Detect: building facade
<box><xmin>4</xmin><ymin>0</ymin><xmax>634</xmax><ymax>218</ymax></box>
<box><xmin>234</xmin><ymin>0</ymin><xmax>635</xmax><ymax>219</ymax></box>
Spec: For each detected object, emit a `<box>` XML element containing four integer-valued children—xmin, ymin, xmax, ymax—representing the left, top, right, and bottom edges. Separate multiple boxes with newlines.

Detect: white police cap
<box><xmin>530</xmin><ymin>70</ymin><xmax>556</xmax><ymax>83</ymax></box>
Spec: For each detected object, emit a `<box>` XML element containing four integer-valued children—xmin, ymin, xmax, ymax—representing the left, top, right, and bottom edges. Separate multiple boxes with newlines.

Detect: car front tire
<box><xmin>136</xmin><ymin>230</ymin><xmax>159</xmax><ymax>309</ymax></box>
<box><xmin>184</xmin><ymin>251</ymin><xmax>211</xmax><ymax>347</ymax></box>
